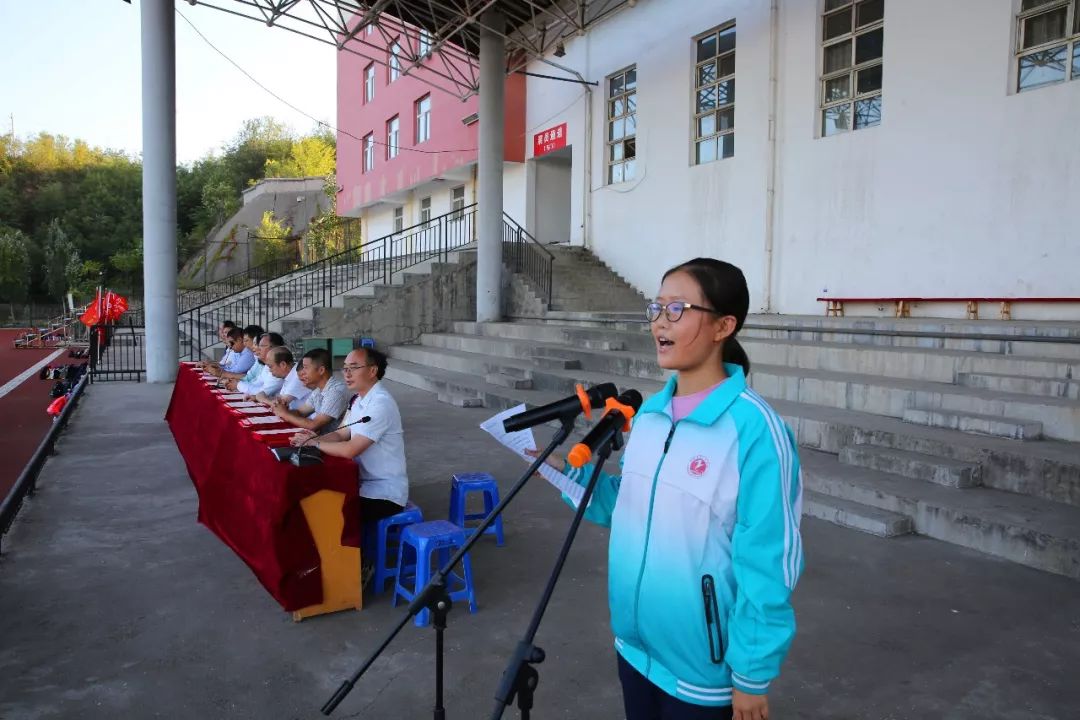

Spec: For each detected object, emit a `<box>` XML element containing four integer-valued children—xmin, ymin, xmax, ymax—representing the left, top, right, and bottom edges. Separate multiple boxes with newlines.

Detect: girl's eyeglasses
<box><xmin>645</xmin><ymin>301</ymin><xmax>722</xmax><ymax>323</ymax></box>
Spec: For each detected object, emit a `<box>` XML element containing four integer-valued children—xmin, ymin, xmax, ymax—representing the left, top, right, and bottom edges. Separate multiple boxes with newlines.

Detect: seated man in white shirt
<box><xmin>272</xmin><ymin>348</ymin><xmax>348</xmax><ymax>432</ymax></box>
<box><xmin>199</xmin><ymin>320</ymin><xmax>236</xmax><ymax>372</ymax></box>
<box><xmin>236</xmin><ymin>332</ymin><xmax>284</xmax><ymax>397</ymax></box>
<box><xmin>210</xmin><ymin>326</ymin><xmax>259</xmax><ymax>379</ymax></box>
<box><xmin>257</xmin><ymin>347</ymin><xmax>311</xmax><ymax>409</ymax></box>
<box><xmin>292</xmin><ymin>347</ymin><xmax>407</xmax><ymax>583</ymax></box>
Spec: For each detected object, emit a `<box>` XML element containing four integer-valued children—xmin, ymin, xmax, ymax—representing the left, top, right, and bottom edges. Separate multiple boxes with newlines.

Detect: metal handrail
<box><xmin>0</xmin><ymin>372</ymin><xmax>89</xmax><ymax>553</ymax></box>
<box><xmin>178</xmin><ymin>204</ymin><xmax>478</xmax><ymax>360</ymax></box>
<box><xmin>501</xmin><ymin>213</ymin><xmax>554</xmax><ymax>309</ymax></box>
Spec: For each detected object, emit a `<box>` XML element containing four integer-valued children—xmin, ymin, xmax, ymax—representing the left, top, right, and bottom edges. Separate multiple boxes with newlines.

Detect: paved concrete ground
<box><xmin>1</xmin><ymin>380</ymin><xmax>1078</xmax><ymax>720</ymax></box>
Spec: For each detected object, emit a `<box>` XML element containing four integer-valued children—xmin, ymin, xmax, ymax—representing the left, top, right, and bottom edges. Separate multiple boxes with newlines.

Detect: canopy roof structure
<box><xmin>184</xmin><ymin>0</ymin><xmax>629</xmax><ymax>98</ymax></box>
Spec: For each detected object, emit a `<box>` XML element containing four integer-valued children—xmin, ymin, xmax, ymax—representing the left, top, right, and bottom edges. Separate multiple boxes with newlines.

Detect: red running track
<box><xmin>0</xmin><ymin>329</ymin><xmax>83</xmax><ymax>500</ymax></box>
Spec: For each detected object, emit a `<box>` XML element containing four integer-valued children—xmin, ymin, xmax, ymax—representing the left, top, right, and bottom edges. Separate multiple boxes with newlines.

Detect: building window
<box><xmin>393</xmin><ymin>206</ymin><xmax>404</xmax><ymax>233</ymax></box>
<box><xmin>416</xmin><ymin>95</ymin><xmax>432</xmax><ymax>144</ymax></box>
<box><xmin>1016</xmin><ymin>0</ymin><xmax>1080</xmax><ymax>91</ymax></box>
<box><xmin>386</xmin><ymin>116</ymin><xmax>400</xmax><ymax>160</ymax></box>
<box><xmin>820</xmin><ymin>0</ymin><xmax>884</xmax><ymax>137</ymax></box>
<box><xmin>364</xmin><ymin>63</ymin><xmax>376</xmax><ymax>103</ymax></box>
<box><xmin>420</xmin><ymin>196</ymin><xmax>432</xmax><ymax>223</ymax></box>
<box><xmin>419</xmin><ymin>28</ymin><xmax>433</xmax><ymax>56</ymax></box>
<box><xmin>694</xmin><ymin>24</ymin><xmax>736</xmax><ymax>164</ymax></box>
<box><xmin>366</xmin><ymin>22</ymin><xmax>374</xmax><ymax>36</ymax></box>
<box><xmin>390</xmin><ymin>41</ymin><xmax>402</xmax><ymax>82</ymax></box>
<box><xmin>606</xmin><ymin>66</ymin><xmax>637</xmax><ymax>184</ymax></box>
<box><xmin>451</xmin><ymin>185</ymin><xmax>466</xmax><ymax>220</ymax></box>
<box><xmin>362</xmin><ymin>133</ymin><xmax>374</xmax><ymax>173</ymax></box>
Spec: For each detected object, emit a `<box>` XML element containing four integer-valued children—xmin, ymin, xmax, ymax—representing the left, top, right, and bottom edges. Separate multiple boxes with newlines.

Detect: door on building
<box><xmin>531</xmin><ymin>147</ymin><xmax>572</xmax><ymax>246</ymax></box>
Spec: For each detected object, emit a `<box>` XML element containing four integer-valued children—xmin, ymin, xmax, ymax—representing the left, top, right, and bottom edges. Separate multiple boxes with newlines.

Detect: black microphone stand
<box><xmin>488</xmin><ymin>423</ymin><xmax>624</xmax><ymax>720</ymax></box>
<box><xmin>321</xmin><ymin>410</ymin><xmax>580</xmax><ymax>718</ymax></box>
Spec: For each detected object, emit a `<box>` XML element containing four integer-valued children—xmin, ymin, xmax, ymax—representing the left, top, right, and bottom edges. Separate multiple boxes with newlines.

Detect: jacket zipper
<box><xmin>632</xmin><ymin>421</ymin><xmax>677</xmax><ymax>675</ymax></box>
<box><xmin>702</xmin><ymin>574</ymin><xmax>724</xmax><ymax>664</ymax></box>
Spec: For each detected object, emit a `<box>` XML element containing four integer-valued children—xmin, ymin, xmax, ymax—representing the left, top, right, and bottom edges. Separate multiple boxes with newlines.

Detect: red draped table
<box><xmin>166</xmin><ymin>364</ymin><xmax>362</xmax><ymax>618</ymax></box>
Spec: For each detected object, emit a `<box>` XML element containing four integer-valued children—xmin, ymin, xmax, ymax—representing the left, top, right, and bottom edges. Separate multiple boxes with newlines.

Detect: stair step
<box><xmin>802</xmin><ymin>490</ymin><xmax>913</xmax><ymax>538</ymax></box>
<box><xmin>839</xmin><ymin>444</ymin><xmax>981</xmax><ymax>488</ymax></box>
<box><xmin>532</xmin><ymin>355</ymin><xmax>581</xmax><ymax>370</ymax></box>
<box><xmin>485</xmin><ymin>372</ymin><xmax>533</xmax><ymax>390</ymax></box>
<box><xmin>801</xmin><ymin>450</ymin><xmax>1080</xmax><ymax>580</ymax></box>
<box><xmin>902</xmin><ymin>408</ymin><xmax>1043</xmax><ymax>441</ymax></box>
<box><xmin>957</xmin><ymin>372</ymin><xmax>1080</xmax><ymax>400</ymax></box>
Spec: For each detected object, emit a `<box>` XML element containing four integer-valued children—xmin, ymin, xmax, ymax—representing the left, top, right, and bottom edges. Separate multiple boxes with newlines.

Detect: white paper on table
<box><xmin>234</xmin><ymin>406</ymin><xmax>272</xmax><ymax>414</ymax></box>
<box><xmin>217</xmin><ymin>393</ymin><xmax>246</xmax><ymax>400</ymax></box>
<box><xmin>244</xmin><ymin>415</ymin><xmax>284</xmax><ymax>425</ymax></box>
<box><xmin>227</xmin><ymin>401</ymin><xmax>261</xmax><ymax>408</ymax></box>
<box><xmin>479</xmin><ymin>404</ymin><xmax>584</xmax><ymax>505</ymax></box>
<box><xmin>255</xmin><ymin>427</ymin><xmax>302</xmax><ymax>436</ymax></box>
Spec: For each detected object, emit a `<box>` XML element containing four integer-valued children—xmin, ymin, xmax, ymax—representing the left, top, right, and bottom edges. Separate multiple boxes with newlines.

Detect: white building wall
<box><xmin>521</xmin><ymin>0</ymin><xmax>1080</xmax><ymax>319</ymax></box>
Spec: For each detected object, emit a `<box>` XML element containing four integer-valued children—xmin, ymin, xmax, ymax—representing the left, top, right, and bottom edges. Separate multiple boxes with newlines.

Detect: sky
<box><xmin>0</xmin><ymin>0</ymin><xmax>338</xmax><ymax>164</ymax></box>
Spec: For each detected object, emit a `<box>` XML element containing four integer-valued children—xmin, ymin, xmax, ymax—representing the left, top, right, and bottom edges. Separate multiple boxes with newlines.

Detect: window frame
<box><xmin>692</xmin><ymin>22</ymin><xmax>737</xmax><ymax>165</ymax></box>
<box><xmin>389</xmin><ymin>39</ymin><xmax>402</xmax><ymax>82</ymax></box>
<box><xmin>1015</xmin><ymin>0</ymin><xmax>1080</xmax><ymax>91</ymax></box>
<box><xmin>416</xmin><ymin>95</ymin><xmax>432</xmax><ymax>144</ymax></box>
<box><xmin>420</xmin><ymin>196</ymin><xmax>432</xmax><ymax>223</ymax></box>
<box><xmin>393</xmin><ymin>206</ymin><xmax>404</xmax><ymax>233</ymax></box>
<box><xmin>386</xmin><ymin>116</ymin><xmax>400</xmax><ymax>160</ymax></box>
<box><xmin>450</xmin><ymin>185</ymin><xmax>466</xmax><ymax>221</ymax></box>
<box><xmin>364</xmin><ymin>62</ymin><xmax>376</xmax><ymax>103</ymax></box>
<box><xmin>605</xmin><ymin>65</ymin><xmax>638</xmax><ymax>185</ymax></box>
<box><xmin>419</xmin><ymin>28</ymin><xmax>433</xmax><ymax>57</ymax></box>
<box><xmin>362</xmin><ymin>133</ymin><xmax>375</xmax><ymax>173</ymax></box>
<box><xmin>819</xmin><ymin>0</ymin><xmax>885</xmax><ymax>138</ymax></box>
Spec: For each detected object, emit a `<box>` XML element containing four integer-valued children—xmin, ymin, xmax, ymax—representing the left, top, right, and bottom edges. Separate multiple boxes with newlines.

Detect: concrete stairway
<box><xmin>544</xmin><ymin>245</ymin><xmax>647</xmax><ymax>313</ymax></box>
<box><xmin>384</xmin><ymin>270</ymin><xmax>1080</xmax><ymax>578</ymax></box>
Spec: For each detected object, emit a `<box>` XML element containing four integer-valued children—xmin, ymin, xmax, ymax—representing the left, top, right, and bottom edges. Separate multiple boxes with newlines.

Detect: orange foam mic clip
<box><xmin>567</xmin><ymin>396</ymin><xmax>637</xmax><ymax>468</ymax></box>
<box><xmin>575</xmin><ymin>383</ymin><xmax>594</xmax><ymax>420</ymax></box>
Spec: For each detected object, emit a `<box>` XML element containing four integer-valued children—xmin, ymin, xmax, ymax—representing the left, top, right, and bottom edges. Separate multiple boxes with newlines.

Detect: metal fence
<box><xmin>88</xmin><ymin>321</ymin><xmax>146</xmax><ymax>383</ymax></box>
<box><xmin>178</xmin><ymin>205</ymin><xmax>478</xmax><ymax>361</ymax></box>
<box><xmin>502</xmin><ymin>214</ymin><xmax>554</xmax><ymax>309</ymax></box>
<box><xmin>0</xmin><ymin>373</ymin><xmax>88</xmax><ymax>553</ymax></box>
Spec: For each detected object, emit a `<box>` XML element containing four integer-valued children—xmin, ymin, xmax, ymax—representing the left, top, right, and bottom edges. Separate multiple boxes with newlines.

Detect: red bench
<box><xmin>816</xmin><ymin>297</ymin><xmax>1080</xmax><ymax>320</ymax></box>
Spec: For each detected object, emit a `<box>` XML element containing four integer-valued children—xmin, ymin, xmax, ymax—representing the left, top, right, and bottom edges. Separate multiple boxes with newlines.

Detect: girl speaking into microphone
<box><xmin>537</xmin><ymin>258</ymin><xmax>803</xmax><ymax>720</ymax></box>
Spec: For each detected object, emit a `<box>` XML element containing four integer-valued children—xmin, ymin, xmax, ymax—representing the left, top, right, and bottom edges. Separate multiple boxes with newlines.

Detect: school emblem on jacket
<box><xmin>688</xmin><ymin>456</ymin><xmax>709</xmax><ymax>477</ymax></box>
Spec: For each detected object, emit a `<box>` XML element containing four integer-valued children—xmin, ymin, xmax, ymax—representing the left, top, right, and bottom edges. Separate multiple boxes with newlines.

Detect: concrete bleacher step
<box><xmin>486</xmin><ymin>372</ymin><xmax>533</xmax><ymax>390</ymax></box>
<box><xmin>957</xmin><ymin>372</ymin><xmax>1080</xmax><ymax>400</ymax></box>
<box><xmin>839</xmin><ymin>444</ymin><xmax>982</xmax><ymax>488</ymax></box>
<box><xmin>802</xmin><ymin>490</ymin><xmax>913</xmax><ymax>538</ymax></box>
<box><xmin>386</xmin><ymin>359</ymin><xmax>569</xmax><ymax>417</ymax></box>
<box><xmin>801</xmin><ymin>449</ymin><xmax>1080</xmax><ymax>580</ymax></box>
<box><xmin>902</xmin><ymin>407</ymin><xmax>1044</xmax><ymax>441</ymax></box>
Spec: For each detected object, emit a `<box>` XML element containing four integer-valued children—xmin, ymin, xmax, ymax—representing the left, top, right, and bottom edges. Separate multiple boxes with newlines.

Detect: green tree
<box><xmin>43</xmin><ymin>219</ymin><xmax>76</xmax><ymax>302</ymax></box>
<box><xmin>110</xmin><ymin>245</ymin><xmax>144</xmax><ymax>296</ymax></box>
<box><xmin>251</xmin><ymin>211</ymin><xmax>294</xmax><ymax>266</ymax></box>
<box><xmin>0</xmin><ymin>229</ymin><xmax>31</xmax><ymax>320</ymax></box>
<box><xmin>265</xmin><ymin>135</ymin><xmax>336</xmax><ymax>178</ymax></box>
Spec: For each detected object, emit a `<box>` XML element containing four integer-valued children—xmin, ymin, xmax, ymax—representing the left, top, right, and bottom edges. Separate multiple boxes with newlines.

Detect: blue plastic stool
<box><xmin>392</xmin><ymin>520</ymin><xmax>478</xmax><ymax>627</ymax></box>
<box><xmin>359</xmin><ymin>337</ymin><xmax>375</xmax><ymax>349</ymax></box>
<box><xmin>448</xmin><ymin>472</ymin><xmax>505</xmax><ymax>546</ymax></box>
<box><xmin>371</xmin><ymin>501</ymin><xmax>424</xmax><ymax>595</ymax></box>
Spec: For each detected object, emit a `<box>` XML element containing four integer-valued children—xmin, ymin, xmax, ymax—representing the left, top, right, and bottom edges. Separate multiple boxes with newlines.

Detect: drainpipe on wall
<box><xmin>762</xmin><ymin>0</ymin><xmax>780</xmax><ymax>313</ymax></box>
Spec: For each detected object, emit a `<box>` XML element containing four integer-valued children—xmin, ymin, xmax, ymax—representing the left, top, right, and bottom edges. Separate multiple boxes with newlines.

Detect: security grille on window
<box><xmin>393</xmin><ymin>206</ymin><xmax>404</xmax><ymax>233</ymax></box>
<box><xmin>694</xmin><ymin>24</ymin><xmax>736</xmax><ymax>164</ymax></box>
<box><xmin>1016</xmin><ymin>0</ymin><xmax>1080</xmax><ymax>91</ymax></box>
<box><xmin>451</xmin><ymin>186</ymin><xmax>465</xmax><ymax>221</ymax></box>
<box><xmin>363</xmin><ymin>133</ymin><xmax>374</xmax><ymax>173</ymax></box>
<box><xmin>387</xmin><ymin>116</ymin><xmax>400</xmax><ymax>160</ymax></box>
<box><xmin>419</xmin><ymin>28</ymin><xmax>433</xmax><ymax>56</ymax></box>
<box><xmin>606</xmin><ymin>67</ymin><xmax>637</xmax><ymax>184</ymax></box>
<box><xmin>420</xmin><ymin>196</ymin><xmax>432</xmax><ymax>223</ymax></box>
<box><xmin>364</xmin><ymin>63</ymin><xmax>376</xmax><ymax>103</ymax></box>
<box><xmin>416</xmin><ymin>95</ymin><xmax>431</xmax><ymax>144</ymax></box>
<box><xmin>820</xmin><ymin>0</ymin><xmax>884</xmax><ymax>137</ymax></box>
<box><xmin>390</xmin><ymin>41</ymin><xmax>402</xmax><ymax>82</ymax></box>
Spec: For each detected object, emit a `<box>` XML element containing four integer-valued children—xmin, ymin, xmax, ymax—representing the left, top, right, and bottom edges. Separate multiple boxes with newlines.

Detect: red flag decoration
<box><xmin>79</xmin><ymin>289</ymin><xmax>103</xmax><ymax>327</ymax></box>
<box><xmin>102</xmin><ymin>290</ymin><xmax>129</xmax><ymax>322</ymax></box>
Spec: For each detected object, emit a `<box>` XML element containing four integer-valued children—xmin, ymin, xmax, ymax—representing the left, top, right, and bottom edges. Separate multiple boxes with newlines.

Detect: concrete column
<box><xmin>476</xmin><ymin>10</ymin><xmax>505</xmax><ymax>322</ymax></box>
<box><xmin>141</xmin><ymin>0</ymin><xmax>178</xmax><ymax>382</ymax></box>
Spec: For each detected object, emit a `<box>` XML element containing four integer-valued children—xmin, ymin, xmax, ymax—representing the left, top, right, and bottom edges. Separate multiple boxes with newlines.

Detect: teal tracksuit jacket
<box><xmin>564</xmin><ymin>364</ymin><xmax>803</xmax><ymax>706</ymax></box>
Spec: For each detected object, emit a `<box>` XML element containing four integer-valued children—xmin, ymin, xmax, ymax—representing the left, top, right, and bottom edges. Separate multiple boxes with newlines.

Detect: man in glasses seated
<box><xmin>272</xmin><ymin>348</ymin><xmax>348</xmax><ymax>433</ymax></box>
<box><xmin>291</xmin><ymin>347</ymin><xmax>408</xmax><ymax>583</ymax></box>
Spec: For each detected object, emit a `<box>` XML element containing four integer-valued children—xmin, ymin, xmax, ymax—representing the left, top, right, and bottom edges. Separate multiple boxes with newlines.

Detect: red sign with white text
<box><xmin>533</xmin><ymin>123</ymin><xmax>567</xmax><ymax>157</ymax></box>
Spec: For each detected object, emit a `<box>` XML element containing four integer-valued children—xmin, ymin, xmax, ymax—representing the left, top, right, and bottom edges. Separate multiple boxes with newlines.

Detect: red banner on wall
<box><xmin>533</xmin><ymin>123</ymin><xmax>567</xmax><ymax>157</ymax></box>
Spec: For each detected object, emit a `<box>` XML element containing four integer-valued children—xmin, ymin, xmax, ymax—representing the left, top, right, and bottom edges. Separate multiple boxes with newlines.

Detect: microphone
<box><xmin>502</xmin><ymin>383</ymin><xmax>618</xmax><ymax>433</ymax></box>
<box><xmin>567</xmin><ymin>389</ymin><xmax>642</xmax><ymax>468</ymax></box>
<box><xmin>270</xmin><ymin>416</ymin><xmax>371</xmax><ymax>465</ymax></box>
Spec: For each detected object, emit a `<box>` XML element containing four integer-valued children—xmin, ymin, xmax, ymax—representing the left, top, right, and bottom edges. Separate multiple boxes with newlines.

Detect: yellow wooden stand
<box><xmin>291</xmin><ymin>489</ymin><xmax>363</xmax><ymax>622</ymax></box>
